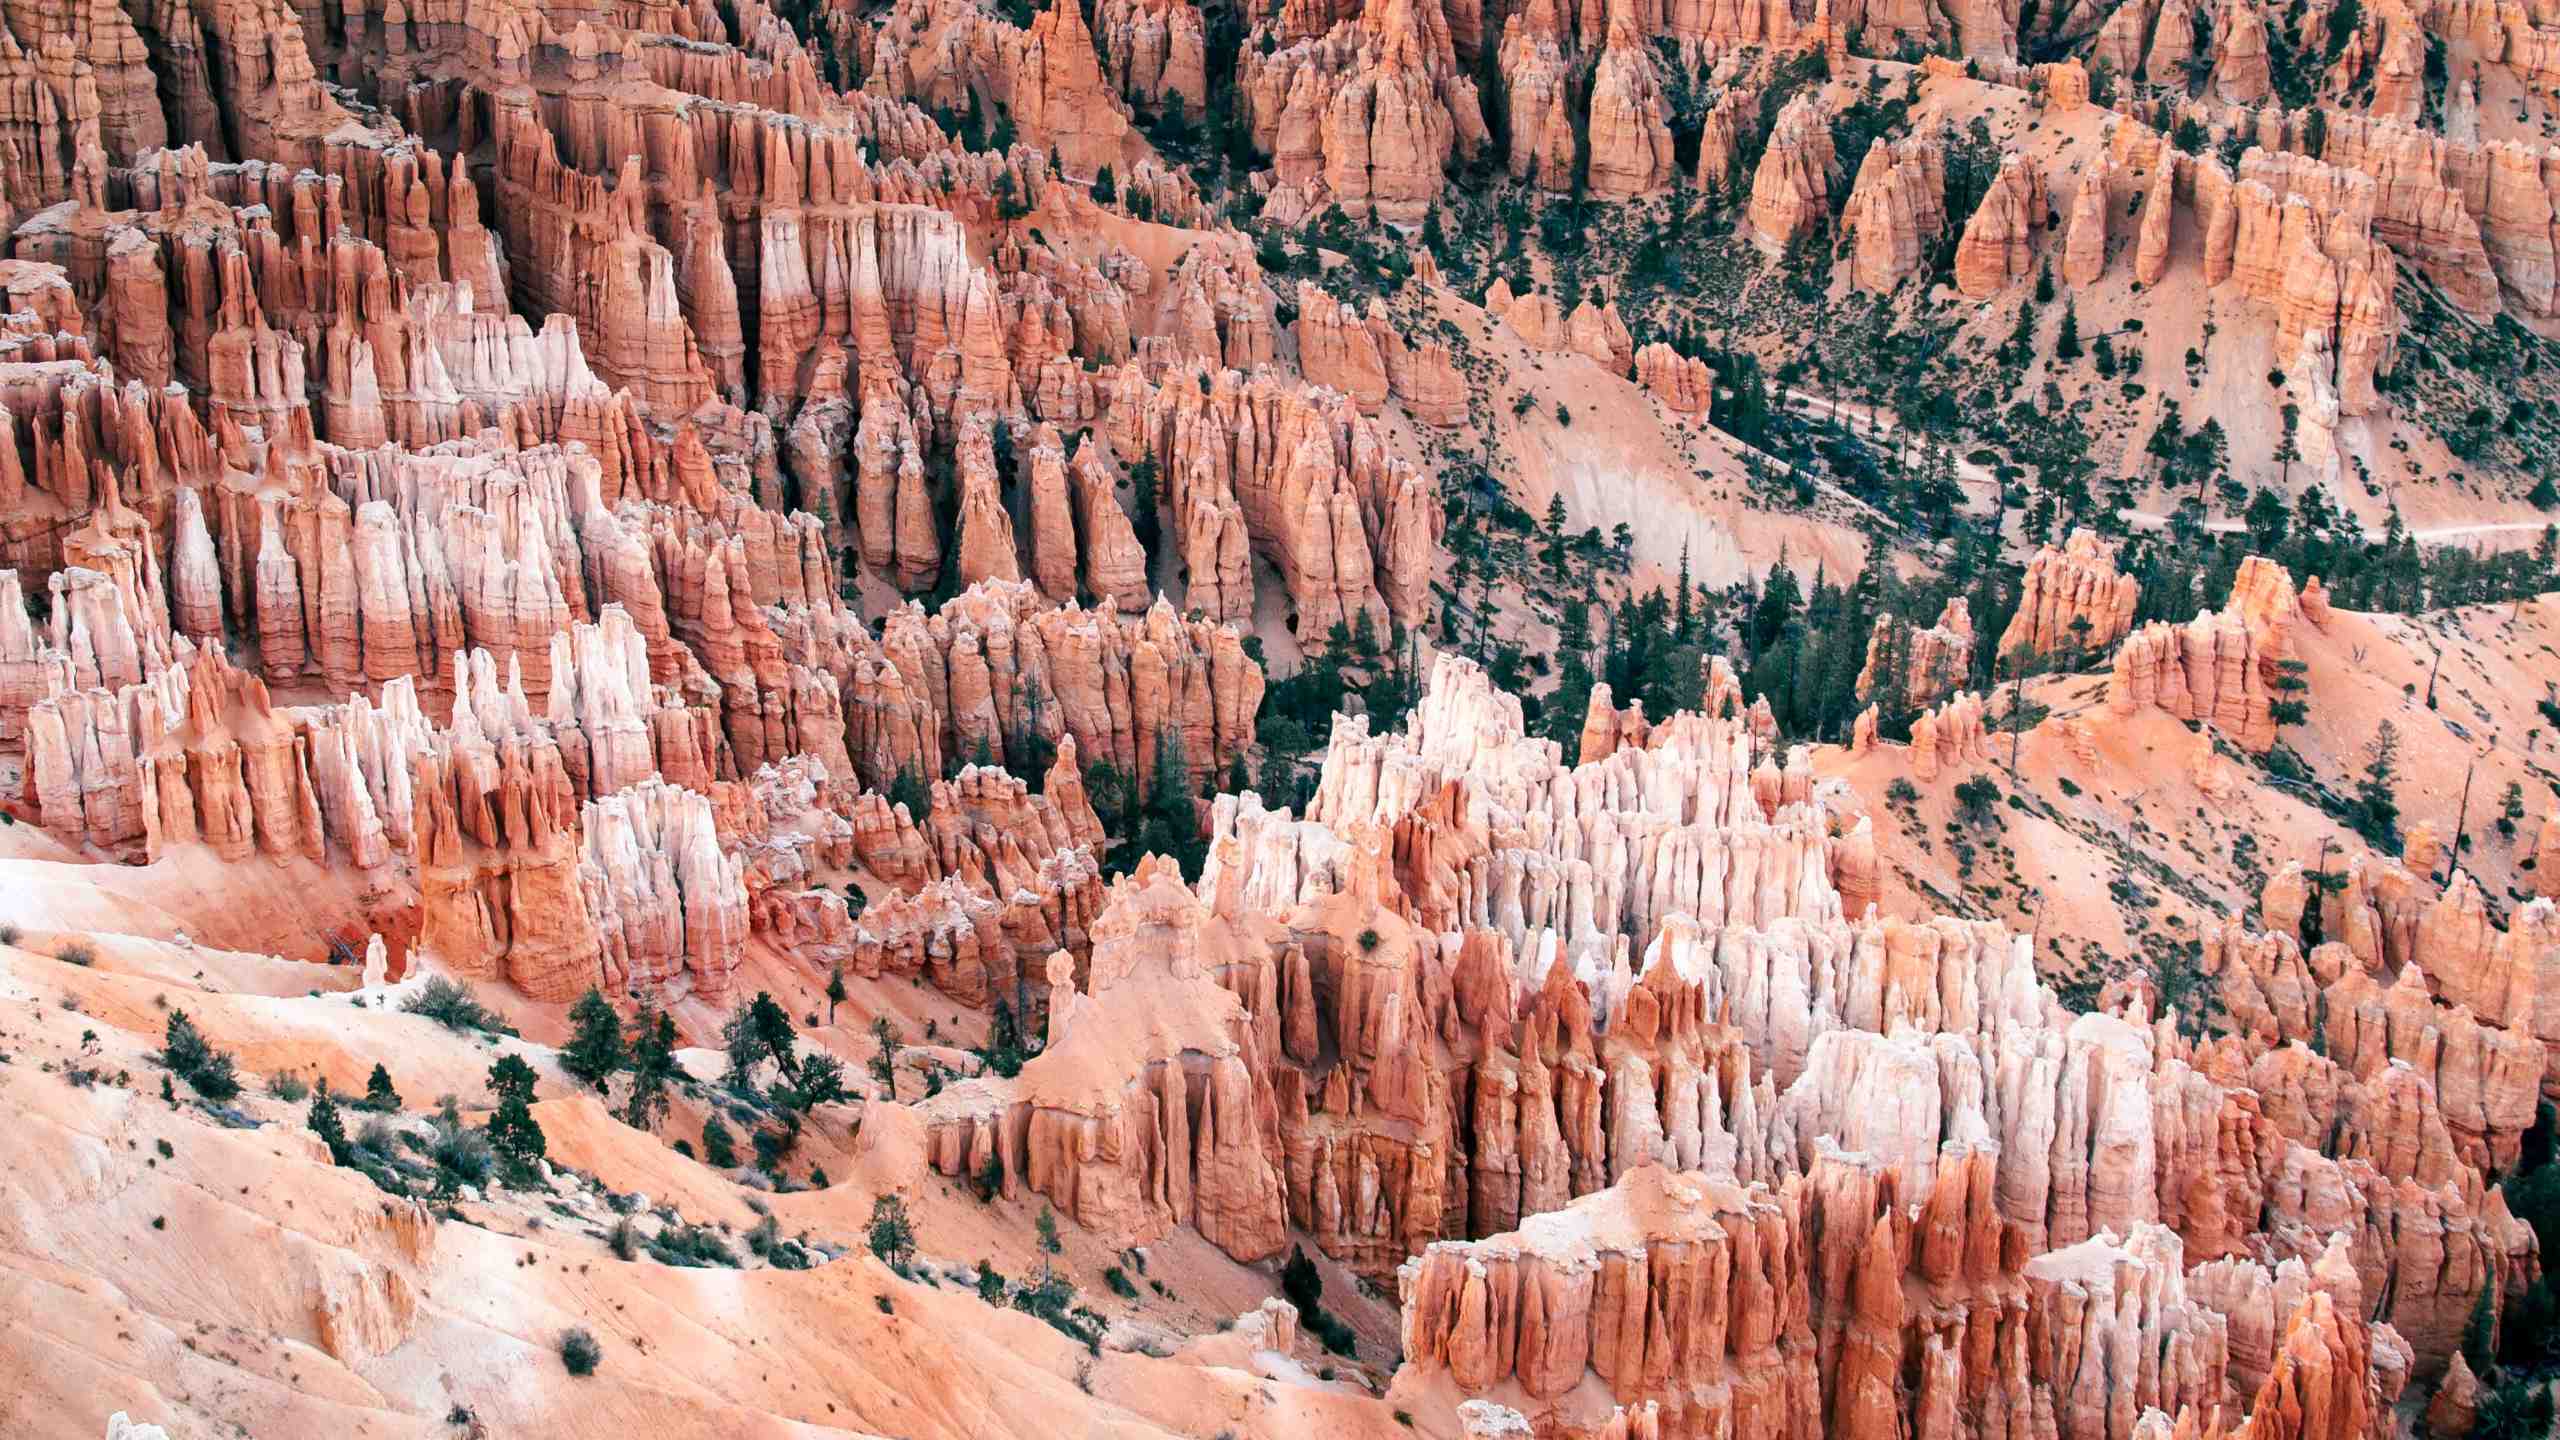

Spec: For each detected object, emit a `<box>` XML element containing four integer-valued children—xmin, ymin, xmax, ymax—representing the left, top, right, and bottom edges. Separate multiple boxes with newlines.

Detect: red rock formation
<box><xmin>1954</xmin><ymin>153</ymin><xmax>2047</xmax><ymax>297</ymax></box>
<box><xmin>1240</xmin><ymin>0</ymin><xmax>1491</xmax><ymax>220</ymax></box>
<box><xmin>1582</xmin><ymin>20</ymin><xmax>1677</xmax><ymax>199</ymax></box>
<box><xmin>1748</xmin><ymin>93</ymin><xmax>1839</xmax><ymax>255</ymax></box>
<box><xmin>1856</xmin><ymin>599</ymin><xmax>1973</xmax><ymax>709</ymax></box>
<box><xmin>1636</xmin><ymin>342</ymin><xmax>1715</xmax><ymax>416</ymax></box>
<box><xmin>2108</xmin><ymin>557</ymin><xmax>2301</xmax><ymax>751</ymax></box>
<box><xmin>2064</xmin><ymin>162</ymin><xmax>2112</xmax><ymax>287</ymax></box>
<box><xmin>2001</xmin><ymin>530</ymin><xmax>2139</xmax><ymax>665</ymax></box>
<box><xmin>1843</xmin><ymin>134</ymin><xmax>1946</xmax><ymax>293</ymax></box>
<box><xmin>1102</xmin><ymin>359</ymin><xmax>1440</xmax><ymax>635</ymax></box>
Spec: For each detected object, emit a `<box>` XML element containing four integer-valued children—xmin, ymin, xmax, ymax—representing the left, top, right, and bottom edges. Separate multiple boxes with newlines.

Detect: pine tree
<box><xmin>2055</xmin><ymin>299</ymin><xmax>2082</xmax><ymax>360</ymax></box>
<box><xmin>701</xmin><ymin>1114</ymin><xmax>739</xmax><ymax>1168</ymax></box>
<box><xmin>485</xmin><ymin>1089</ymin><xmax>546</xmax><ymax>1182</ymax></box>
<box><xmin>308</xmin><ymin>1082</ymin><xmax>353</xmax><ymax>1166</ymax></box>
<box><xmin>868</xmin><ymin>1016</ymin><xmax>904</xmax><ymax>1100</ymax></box>
<box><xmin>2269</xmin><ymin>658</ymin><xmax>2311</xmax><ymax>728</ymax></box>
<box><xmin>1134</xmin><ymin>729</ymin><xmax>1204</xmax><ymax>877</ymax></box>
<box><xmin>487</xmin><ymin>1053</ymin><xmax>539</xmax><ymax>1106</ymax></box>
<box><xmin>363</xmin><ymin>1063</ymin><xmax>402</xmax><ymax>1113</ymax></box>
<box><xmin>869</xmin><ymin>1193</ymin><xmax>918</xmax><ymax>1271</ymax></box>
<box><xmin>2463</xmin><ymin>1280</ymin><xmax>2498</xmax><ymax>1374</ymax></box>
<box><xmin>825</xmin><ymin>964</ymin><xmax>848</xmax><ymax>1025</ymax></box>
<box><xmin>749</xmin><ymin>992</ymin><xmax>800</xmax><ymax>1079</ymax></box>
<box><xmin>1673</xmin><ymin>542</ymin><xmax>1694</xmax><ymax>642</ymax></box>
<box><xmin>2354</xmin><ymin>720</ymin><xmax>2403</xmax><ymax>848</ymax></box>
<box><xmin>562</xmin><ymin>988</ymin><xmax>627</xmax><ymax>1090</ymax></box>
<box><xmin>621</xmin><ymin>1007</ymin><xmax>676</xmax><ymax>1131</ymax></box>
<box><xmin>1035</xmin><ymin>1202</ymin><xmax>1063</xmax><ymax>1284</ymax></box>
<box><xmin>2273</xmin><ymin>404</ymin><xmax>2302</xmax><ymax>488</ymax></box>
<box><xmin>887</xmin><ymin>765</ymin><xmax>933</xmax><ymax>821</ymax></box>
<box><xmin>1749</xmin><ymin>553</ymin><xmax>1802</xmax><ymax>658</ymax></box>
<box><xmin>2146</xmin><ymin>399</ymin><xmax>2185</xmax><ymax>482</ymax></box>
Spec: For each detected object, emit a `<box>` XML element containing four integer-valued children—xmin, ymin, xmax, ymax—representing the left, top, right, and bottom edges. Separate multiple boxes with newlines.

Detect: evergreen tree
<box><xmin>783</xmin><ymin>1052</ymin><xmax>848</xmax><ymax>1111</ymax></box>
<box><xmin>1132</xmin><ymin>730</ymin><xmax>1205</xmax><ymax>877</ymax></box>
<box><xmin>702</xmin><ymin>1114</ymin><xmax>739</xmax><ymax>1168</ymax></box>
<box><xmin>2354</xmin><ymin>720</ymin><xmax>2404</xmax><ymax>848</ymax></box>
<box><xmin>748</xmin><ymin>992</ymin><xmax>801</xmax><ymax>1079</ymax></box>
<box><xmin>2269</xmin><ymin>659</ymin><xmax>2311</xmax><ymax>729</ymax></box>
<box><xmin>487</xmin><ymin>1053</ymin><xmax>539</xmax><ymax>1106</ymax></box>
<box><xmin>825</xmin><ymin>964</ymin><xmax>849</xmax><ymax>1025</ymax></box>
<box><xmin>869</xmin><ymin>1016</ymin><xmax>905</xmax><ymax>1100</ymax></box>
<box><xmin>622</xmin><ymin>1008</ymin><xmax>678</xmax><ymax>1131</ymax></box>
<box><xmin>363</xmin><ymin>1063</ymin><xmax>403</xmax><ymax>1113</ymax></box>
<box><xmin>887</xmin><ymin>766</ymin><xmax>933</xmax><ymax>821</ymax></box>
<box><xmin>2145</xmin><ymin>400</ymin><xmax>2185</xmax><ymax>482</ymax></box>
<box><xmin>1035</xmin><ymin>1202</ymin><xmax>1063</xmax><ymax>1284</ymax></box>
<box><xmin>869</xmin><ymin>1193</ymin><xmax>918</xmax><ymax>1271</ymax></box>
<box><xmin>1673</xmin><ymin>542</ymin><xmax>1695</xmax><ymax>642</ymax></box>
<box><xmin>308</xmin><ymin>1082</ymin><xmax>353</xmax><ymax>1167</ymax></box>
<box><xmin>562</xmin><ymin>988</ymin><xmax>627</xmax><ymax>1090</ymax></box>
<box><xmin>1748</xmin><ymin>553</ymin><xmax>1802</xmax><ymax>658</ymax></box>
<box><xmin>1541</xmin><ymin>496</ymin><xmax>1572</xmax><ymax>577</ymax></box>
<box><xmin>2462</xmin><ymin>1281</ymin><xmax>2498</xmax><ymax>1375</ymax></box>
<box><xmin>2055</xmin><ymin>300</ymin><xmax>2082</xmax><ymax>360</ymax></box>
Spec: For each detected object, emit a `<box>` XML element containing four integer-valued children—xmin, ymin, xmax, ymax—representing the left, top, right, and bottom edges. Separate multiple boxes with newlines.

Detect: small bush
<box><xmin>184</xmin><ymin>1051</ymin><xmax>240</xmax><ymax>1103</ymax></box>
<box><xmin>161</xmin><ymin>1011</ymin><xmax>241</xmax><ymax>1102</ymax></box>
<box><xmin>268</xmin><ymin>1071</ymin><xmax>311</xmax><ymax>1102</ymax></box>
<box><xmin>1356</xmin><ymin>928</ymin><xmax>1381</xmax><ymax>953</ymax></box>
<box><xmin>609</xmin><ymin>1217</ymin><xmax>638</xmax><ymax>1261</ymax></box>
<box><xmin>647</xmin><ymin>1223</ymin><xmax>740</xmax><ymax>1268</ymax></box>
<box><xmin>1103</xmin><ymin>1266</ymin><xmax>1139</xmax><ymax>1299</ymax></box>
<box><xmin>0</xmin><ymin>924</ymin><xmax>20</xmax><ymax>946</ymax></box>
<box><xmin>1954</xmin><ymin>775</ymin><xmax>2002</xmax><ymax>828</ymax></box>
<box><xmin>700</xmin><ymin>1116</ymin><xmax>739</xmax><ymax>1169</ymax></box>
<box><xmin>56</xmin><ymin>941</ymin><xmax>95</xmax><ymax>967</ymax></box>
<box><xmin>402</xmin><ymin>978</ymin><xmax>510</xmax><ymax>1036</ymax></box>
<box><xmin>431</xmin><ymin>1114</ymin><xmax>496</xmax><ymax>1190</ymax></box>
<box><xmin>558</xmin><ymin>1327</ymin><xmax>602</xmax><ymax>1377</ymax></box>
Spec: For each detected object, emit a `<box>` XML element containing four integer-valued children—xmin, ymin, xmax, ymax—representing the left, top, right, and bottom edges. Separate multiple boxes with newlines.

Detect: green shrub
<box><xmin>161</xmin><ymin>1011</ymin><xmax>241</xmax><ymax>1102</ymax></box>
<box><xmin>558</xmin><ymin>1328</ymin><xmax>602</xmax><ymax>1377</ymax></box>
<box><xmin>401</xmin><ymin>978</ymin><xmax>510</xmax><ymax>1036</ymax></box>
<box><xmin>647</xmin><ymin>1223</ymin><xmax>740</xmax><ymax>1268</ymax></box>
<box><xmin>700</xmin><ymin>1116</ymin><xmax>738</xmax><ymax>1169</ymax></box>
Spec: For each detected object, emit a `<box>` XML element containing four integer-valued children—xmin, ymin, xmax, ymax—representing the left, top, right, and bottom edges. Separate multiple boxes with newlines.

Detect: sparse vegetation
<box><xmin>160</xmin><ymin>1011</ymin><xmax>241</xmax><ymax>1103</ymax></box>
<box><xmin>402</xmin><ymin>978</ymin><xmax>512</xmax><ymax>1037</ymax></box>
<box><xmin>869</xmin><ymin>1193</ymin><xmax>918</xmax><ymax>1272</ymax></box>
